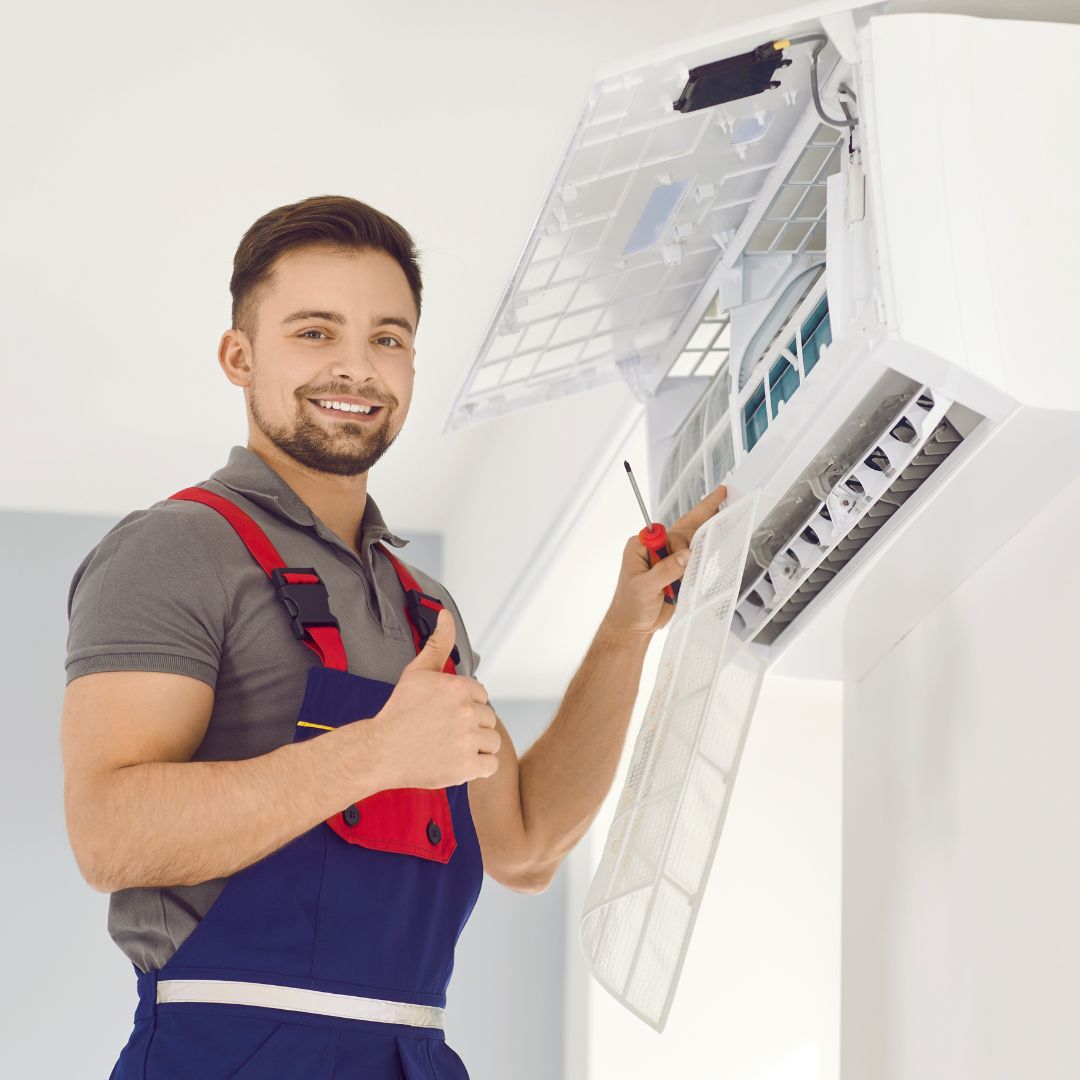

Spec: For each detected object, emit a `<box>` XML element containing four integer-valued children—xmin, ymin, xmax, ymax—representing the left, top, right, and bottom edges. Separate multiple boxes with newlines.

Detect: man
<box><xmin>61</xmin><ymin>194</ymin><xmax>726</xmax><ymax>1078</ymax></box>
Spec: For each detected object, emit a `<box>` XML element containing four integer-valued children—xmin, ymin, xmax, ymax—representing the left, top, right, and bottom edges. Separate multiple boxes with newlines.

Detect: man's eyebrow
<box><xmin>374</xmin><ymin>315</ymin><xmax>416</xmax><ymax>336</ymax></box>
<box><xmin>281</xmin><ymin>309</ymin><xmax>346</xmax><ymax>325</ymax></box>
<box><xmin>281</xmin><ymin>309</ymin><xmax>415</xmax><ymax>335</ymax></box>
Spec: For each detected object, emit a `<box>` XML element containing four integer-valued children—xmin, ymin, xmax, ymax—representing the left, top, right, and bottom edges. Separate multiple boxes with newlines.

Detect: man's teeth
<box><xmin>316</xmin><ymin>400</ymin><xmax>375</xmax><ymax>414</ymax></box>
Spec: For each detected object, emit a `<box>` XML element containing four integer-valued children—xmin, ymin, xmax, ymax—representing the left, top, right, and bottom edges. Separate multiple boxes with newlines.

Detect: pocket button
<box><xmin>426</xmin><ymin>819</ymin><xmax>442</xmax><ymax>845</ymax></box>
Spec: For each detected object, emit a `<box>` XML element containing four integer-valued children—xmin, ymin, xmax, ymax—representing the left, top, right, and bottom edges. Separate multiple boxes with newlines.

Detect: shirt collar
<box><xmin>207</xmin><ymin>445</ymin><xmax>409</xmax><ymax>554</ymax></box>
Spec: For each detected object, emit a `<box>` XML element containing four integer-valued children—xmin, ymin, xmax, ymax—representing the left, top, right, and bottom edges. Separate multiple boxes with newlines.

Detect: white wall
<box><xmin>1</xmin><ymin>511</ymin><xmax>141</xmax><ymax>1077</ymax></box>
<box><xmin>841</xmin><ymin>469</ymin><xmax>1080</xmax><ymax>1079</ymax></box>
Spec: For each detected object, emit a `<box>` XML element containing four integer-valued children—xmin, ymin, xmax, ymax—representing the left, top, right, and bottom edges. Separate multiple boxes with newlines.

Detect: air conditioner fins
<box><xmin>732</xmin><ymin>384</ymin><xmax>967</xmax><ymax>647</ymax></box>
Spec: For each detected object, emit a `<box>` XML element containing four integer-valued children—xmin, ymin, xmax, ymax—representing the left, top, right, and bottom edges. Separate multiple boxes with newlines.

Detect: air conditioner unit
<box><xmin>450</xmin><ymin>1</ymin><xmax>1080</xmax><ymax>681</ymax></box>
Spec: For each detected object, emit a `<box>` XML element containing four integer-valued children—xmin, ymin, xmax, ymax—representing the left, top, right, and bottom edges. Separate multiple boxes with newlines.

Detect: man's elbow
<box><xmin>67</xmin><ymin>815</ymin><xmax>132</xmax><ymax>894</ymax></box>
<box><xmin>513</xmin><ymin>859</ymin><xmax>559</xmax><ymax>895</ymax></box>
<box><xmin>71</xmin><ymin>843</ymin><xmax>119</xmax><ymax>894</ymax></box>
<box><xmin>84</xmin><ymin>870</ymin><xmax>118</xmax><ymax>895</ymax></box>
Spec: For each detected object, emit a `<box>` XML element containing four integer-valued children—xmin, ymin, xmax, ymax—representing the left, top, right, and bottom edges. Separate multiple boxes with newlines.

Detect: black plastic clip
<box><xmin>672</xmin><ymin>42</ymin><xmax>792</xmax><ymax>113</ymax></box>
<box><xmin>271</xmin><ymin>567</ymin><xmax>340</xmax><ymax>641</ymax></box>
<box><xmin>405</xmin><ymin>588</ymin><xmax>461</xmax><ymax>666</ymax></box>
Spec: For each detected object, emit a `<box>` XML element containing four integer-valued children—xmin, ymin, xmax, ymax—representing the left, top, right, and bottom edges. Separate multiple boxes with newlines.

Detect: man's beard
<box><xmin>250</xmin><ymin>383</ymin><xmax>397</xmax><ymax>478</ymax></box>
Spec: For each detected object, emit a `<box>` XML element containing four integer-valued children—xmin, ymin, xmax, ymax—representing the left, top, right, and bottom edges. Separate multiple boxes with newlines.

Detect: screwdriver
<box><xmin>624</xmin><ymin>460</ymin><xmax>680</xmax><ymax>605</ymax></box>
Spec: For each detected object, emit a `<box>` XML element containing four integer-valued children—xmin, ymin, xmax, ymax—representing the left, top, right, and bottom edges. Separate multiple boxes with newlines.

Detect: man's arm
<box><xmin>466</xmin><ymin>624</ymin><xmax>648</xmax><ymax>895</ymax></box>
<box><xmin>61</xmin><ymin>670</ymin><xmax>395</xmax><ymax>893</ymax></box>
<box><xmin>515</xmin><ymin>623</ymin><xmax>652</xmax><ymax>890</ymax></box>
<box><xmin>508</xmin><ymin>482</ymin><xmax>727</xmax><ymax>890</ymax></box>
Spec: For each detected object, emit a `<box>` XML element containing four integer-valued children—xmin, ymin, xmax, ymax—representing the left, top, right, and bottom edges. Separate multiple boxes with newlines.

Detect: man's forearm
<box><xmin>518</xmin><ymin>621</ymin><xmax>651</xmax><ymax>877</ymax></box>
<box><xmin>78</xmin><ymin>721</ymin><xmax>393</xmax><ymax>893</ymax></box>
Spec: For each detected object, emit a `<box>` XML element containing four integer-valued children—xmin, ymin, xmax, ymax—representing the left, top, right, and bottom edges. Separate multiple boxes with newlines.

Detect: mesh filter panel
<box><xmin>579</xmin><ymin>490</ymin><xmax>766</xmax><ymax>1031</ymax></box>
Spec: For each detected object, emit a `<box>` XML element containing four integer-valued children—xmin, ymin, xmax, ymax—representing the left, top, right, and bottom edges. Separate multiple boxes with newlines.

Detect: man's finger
<box><xmin>671</xmin><ymin>483</ymin><xmax>728</xmax><ymax>536</ymax></box>
<box><xmin>646</xmin><ymin>546</ymin><xmax>691</xmax><ymax>591</ymax></box>
<box><xmin>403</xmin><ymin>607</ymin><xmax>456</xmax><ymax>672</ymax></box>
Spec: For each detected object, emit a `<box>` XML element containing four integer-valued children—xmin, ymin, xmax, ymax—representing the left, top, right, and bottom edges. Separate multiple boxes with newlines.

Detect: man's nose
<box><xmin>330</xmin><ymin>344</ymin><xmax>380</xmax><ymax>382</ymax></box>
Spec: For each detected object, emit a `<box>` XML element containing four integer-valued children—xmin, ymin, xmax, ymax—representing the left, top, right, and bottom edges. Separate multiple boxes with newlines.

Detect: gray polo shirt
<box><xmin>65</xmin><ymin>444</ymin><xmax>480</xmax><ymax>973</ymax></box>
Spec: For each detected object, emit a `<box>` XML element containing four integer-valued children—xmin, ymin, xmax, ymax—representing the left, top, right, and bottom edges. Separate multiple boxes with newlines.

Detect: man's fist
<box><xmin>372</xmin><ymin>608</ymin><xmax>501</xmax><ymax>790</ymax></box>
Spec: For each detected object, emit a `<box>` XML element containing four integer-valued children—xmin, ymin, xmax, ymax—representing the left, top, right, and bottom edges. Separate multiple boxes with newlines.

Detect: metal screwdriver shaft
<box><xmin>625</xmin><ymin>461</ymin><xmax>652</xmax><ymax>528</ymax></box>
<box><xmin>623</xmin><ymin>460</ymin><xmax>680</xmax><ymax>605</ymax></box>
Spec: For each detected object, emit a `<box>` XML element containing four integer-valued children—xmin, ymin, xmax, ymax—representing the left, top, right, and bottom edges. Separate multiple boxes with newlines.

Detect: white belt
<box><xmin>156</xmin><ymin>978</ymin><xmax>445</xmax><ymax>1029</ymax></box>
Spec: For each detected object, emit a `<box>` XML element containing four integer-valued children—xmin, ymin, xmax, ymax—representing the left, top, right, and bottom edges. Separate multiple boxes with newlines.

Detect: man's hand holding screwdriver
<box><xmin>602</xmin><ymin>479</ymin><xmax>729</xmax><ymax>640</ymax></box>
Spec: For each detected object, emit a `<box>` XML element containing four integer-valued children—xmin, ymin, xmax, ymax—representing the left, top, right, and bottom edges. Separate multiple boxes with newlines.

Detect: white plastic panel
<box><xmin>579</xmin><ymin>490</ymin><xmax>765</xmax><ymax>1031</ymax></box>
<box><xmin>444</xmin><ymin>25</ymin><xmax>849</xmax><ymax>432</ymax></box>
<box><xmin>743</xmin><ymin>123</ymin><xmax>841</xmax><ymax>254</ymax></box>
<box><xmin>863</xmin><ymin>13</ymin><xmax>1080</xmax><ymax>409</ymax></box>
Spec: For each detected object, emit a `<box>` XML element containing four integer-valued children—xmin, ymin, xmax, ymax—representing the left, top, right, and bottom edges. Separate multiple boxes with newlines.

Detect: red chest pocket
<box><xmin>293</xmin><ymin>711</ymin><xmax>458</xmax><ymax>864</ymax></box>
<box><xmin>327</xmin><ymin>786</ymin><xmax>457</xmax><ymax>863</ymax></box>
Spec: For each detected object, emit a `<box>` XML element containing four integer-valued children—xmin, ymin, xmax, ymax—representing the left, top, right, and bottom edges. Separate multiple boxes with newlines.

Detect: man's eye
<box><xmin>299</xmin><ymin>329</ymin><xmax>327</xmax><ymax>340</ymax></box>
<box><xmin>376</xmin><ymin>336</ymin><xmax>403</xmax><ymax>348</ymax></box>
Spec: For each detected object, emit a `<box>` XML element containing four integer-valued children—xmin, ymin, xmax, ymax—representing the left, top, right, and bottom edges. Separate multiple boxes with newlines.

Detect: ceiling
<box><xmin>3</xmin><ymin>0</ymin><xmax>1071</xmax><ymax>700</ymax></box>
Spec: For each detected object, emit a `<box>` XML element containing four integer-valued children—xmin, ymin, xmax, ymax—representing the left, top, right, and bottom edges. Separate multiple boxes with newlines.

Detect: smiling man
<box><xmin>60</xmin><ymin>194</ymin><xmax>725</xmax><ymax>1079</ymax></box>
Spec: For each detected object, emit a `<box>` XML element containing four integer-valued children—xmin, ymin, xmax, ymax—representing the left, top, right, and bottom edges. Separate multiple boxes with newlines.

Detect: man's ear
<box><xmin>218</xmin><ymin>328</ymin><xmax>253</xmax><ymax>388</ymax></box>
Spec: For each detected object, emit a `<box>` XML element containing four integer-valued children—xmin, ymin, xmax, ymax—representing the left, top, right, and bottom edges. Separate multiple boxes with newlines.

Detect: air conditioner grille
<box><xmin>750</xmin><ymin>416</ymin><xmax>965</xmax><ymax>646</ymax></box>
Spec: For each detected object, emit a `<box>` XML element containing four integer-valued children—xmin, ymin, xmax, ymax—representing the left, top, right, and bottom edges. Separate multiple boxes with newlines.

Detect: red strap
<box><xmin>170</xmin><ymin>488</ymin><xmax>287</xmax><ymax>578</ymax></box>
<box><xmin>169</xmin><ymin>488</ymin><xmax>349</xmax><ymax>670</ymax></box>
<box><xmin>304</xmin><ymin>624</ymin><xmax>349</xmax><ymax>672</ymax></box>
<box><xmin>168</xmin><ymin>487</ymin><xmax>456</xmax><ymax>675</ymax></box>
<box><xmin>375</xmin><ymin>543</ymin><xmax>457</xmax><ymax>676</ymax></box>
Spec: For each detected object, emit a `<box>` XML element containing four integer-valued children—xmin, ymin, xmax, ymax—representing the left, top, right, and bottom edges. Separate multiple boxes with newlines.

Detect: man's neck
<box><xmin>247</xmin><ymin>439</ymin><xmax>369</xmax><ymax>556</ymax></box>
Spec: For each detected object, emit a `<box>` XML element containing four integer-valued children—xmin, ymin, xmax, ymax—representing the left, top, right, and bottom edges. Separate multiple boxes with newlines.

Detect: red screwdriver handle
<box><xmin>638</xmin><ymin>523</ymin><xmax>681</xmax><ymax>605</ymax></box>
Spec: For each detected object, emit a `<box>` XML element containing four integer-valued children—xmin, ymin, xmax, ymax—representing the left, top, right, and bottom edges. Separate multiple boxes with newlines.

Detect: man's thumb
<box><xmin>408</xmin><ymin>607</ymin><xmax>456</xmax><ymax>669</ymax></box>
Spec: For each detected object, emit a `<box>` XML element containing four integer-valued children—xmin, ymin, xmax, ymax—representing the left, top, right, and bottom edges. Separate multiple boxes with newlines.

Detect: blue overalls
<box><xmin>108</xmin><ymin>486</ymin><xmax>484</xmax><ymax>1079</ymax></box>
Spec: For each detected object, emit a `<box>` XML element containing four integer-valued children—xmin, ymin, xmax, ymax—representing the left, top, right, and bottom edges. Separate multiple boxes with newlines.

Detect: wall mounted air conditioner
<box><xmin>450</xmin><ymin>1</ymin><xmax>1080</xmax><ymax>682</ymax></box>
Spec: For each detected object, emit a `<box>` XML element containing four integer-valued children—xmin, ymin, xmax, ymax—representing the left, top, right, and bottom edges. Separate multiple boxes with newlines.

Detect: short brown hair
<box><xmin>229</xmin><ymin>194</ymin><xmax>423</xmax><ymax>340</ymax></box>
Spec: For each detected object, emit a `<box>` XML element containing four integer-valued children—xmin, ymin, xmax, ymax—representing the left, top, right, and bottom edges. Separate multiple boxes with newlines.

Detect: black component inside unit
<box><xmin>672</xmin><ymin>42</ymin><xmax>791</xmax><ymax>113</ymax></box>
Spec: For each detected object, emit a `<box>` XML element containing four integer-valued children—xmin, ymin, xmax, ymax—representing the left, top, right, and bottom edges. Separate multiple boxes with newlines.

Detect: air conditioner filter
<box><xmin>579</xmin><ymin>489</ymin><xmax>765</xmax><ymax>1031</ymax></box>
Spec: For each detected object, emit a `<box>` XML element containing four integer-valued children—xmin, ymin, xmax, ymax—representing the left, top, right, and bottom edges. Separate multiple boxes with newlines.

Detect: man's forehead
<box><xmin>267</xmin><ymin>247</ymin><xmax>417</xmax><ymax>322</ymax></box>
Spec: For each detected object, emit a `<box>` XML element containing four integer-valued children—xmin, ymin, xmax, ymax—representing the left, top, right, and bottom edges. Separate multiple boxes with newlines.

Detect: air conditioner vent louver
<box><xmin>732</xmin><ymin>385</ymin><xmax>967</xmax><ymax>648</ymax></box>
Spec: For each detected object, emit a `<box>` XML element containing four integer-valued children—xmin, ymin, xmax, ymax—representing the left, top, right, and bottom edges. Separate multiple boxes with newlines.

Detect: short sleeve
<box><xmin>65</xmin><ymin>504</ymin><xmax>230</xmax><ymax>689</ymax></box>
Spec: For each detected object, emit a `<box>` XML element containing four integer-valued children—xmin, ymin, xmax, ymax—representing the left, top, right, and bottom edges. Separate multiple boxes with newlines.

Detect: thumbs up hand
<box><xmin>408</xmin><ymin>605</ymin><xmax>458</xmax><ymax>675</ymax></box>
<box><xmin>370</xmin><ymin>608</ymin><xmax>501</xmax><ymax>790</ymax></box>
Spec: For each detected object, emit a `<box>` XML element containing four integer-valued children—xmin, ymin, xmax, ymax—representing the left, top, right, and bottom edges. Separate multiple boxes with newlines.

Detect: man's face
<box><xmin>234</xmin><ymin>244</ymin><xmax>418</xmax><ymax>477</ymax></box>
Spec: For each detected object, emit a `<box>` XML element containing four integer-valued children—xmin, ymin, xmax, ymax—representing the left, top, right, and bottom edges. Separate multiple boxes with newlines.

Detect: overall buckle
<box><xmin>404</xmin><ymin>588</ymin><xmax>461</xmax><ymax>666</ymax></box>
<box><xmin>271</xmin><ymin>567</ymin><xmax>340</xmax><ymax>641</ymax></box>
